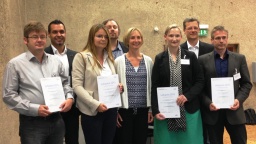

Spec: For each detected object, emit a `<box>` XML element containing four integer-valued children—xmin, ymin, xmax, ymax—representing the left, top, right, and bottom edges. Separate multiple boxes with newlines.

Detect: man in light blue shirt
<box><xmin>2</xmin><ymin>21</ymin><xmax>73</xmax><ymax>144</ymax></box>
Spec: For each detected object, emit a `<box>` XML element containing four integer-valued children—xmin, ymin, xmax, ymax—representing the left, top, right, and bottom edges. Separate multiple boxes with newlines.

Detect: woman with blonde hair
<box><xmin>72</xmin><ymin>24</ymin><xmax>122</xmax><ymax>144</ymax></box>
<box><xmin>151</xmin><ymin>25</ymin><xmax>204</xmax><ymax>144</ymax></box>
<box><xmin>114</xmin><ymin>27</ymin><xmax>153</xmax><ymax>144</ymax></box>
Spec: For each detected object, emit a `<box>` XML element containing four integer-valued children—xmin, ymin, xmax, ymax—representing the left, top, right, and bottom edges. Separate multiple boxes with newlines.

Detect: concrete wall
<box><xmin>1</xmin><ymin>0</ymin><xmax>256</xmax><ymax>143</ymax></box>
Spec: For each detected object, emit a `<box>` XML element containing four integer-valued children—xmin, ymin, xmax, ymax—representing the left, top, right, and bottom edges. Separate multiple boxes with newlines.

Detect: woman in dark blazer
<box><xmin>151</xmin><ymin>24</ymin><xmax>204</xmax><ymax>144</ymax></box>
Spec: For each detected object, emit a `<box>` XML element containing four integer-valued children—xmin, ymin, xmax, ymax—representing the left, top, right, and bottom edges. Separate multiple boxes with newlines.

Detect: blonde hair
<box><xmin>164</xmin><ymin>24</ymin><xmax>182</xmax><ymax>36</ymax></box>
<box><xmin>83</xmin><ymin>24</ymin><xmax>114</xmax><ymax>68</ymax></box>
<box><xmin>123</xmin><ymin>27</ymin><xmax>143</xmax><ymax>48</ymax></box>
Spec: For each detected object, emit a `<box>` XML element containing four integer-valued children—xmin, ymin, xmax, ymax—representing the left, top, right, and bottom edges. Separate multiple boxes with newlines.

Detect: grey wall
<box><xmin>1</xmin><ymin>0</ymin><xmax>256</xmax><ymax>143</ymax></box>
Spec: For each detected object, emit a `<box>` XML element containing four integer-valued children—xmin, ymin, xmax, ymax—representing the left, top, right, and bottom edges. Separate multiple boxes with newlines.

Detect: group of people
<box><xmin>2</xmin><ymin>17</ymin><xmax>252</xmax><ymax>144</ymax></box>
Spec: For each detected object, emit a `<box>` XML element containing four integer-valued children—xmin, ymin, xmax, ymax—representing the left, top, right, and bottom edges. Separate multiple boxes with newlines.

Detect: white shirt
<box><xmin>100</xmin><ymin>51</ymin><xmax>112</xmax><ymax>76</ymax></box>
<box><xmin>187</xmin><ymin>41</ymin><xmax>199</xmax><ymax>58</ymax></box>
<box><xmin>51</xmin><ymin>44</ymin><xmax>69</xmax><ymax>77</ymax></box>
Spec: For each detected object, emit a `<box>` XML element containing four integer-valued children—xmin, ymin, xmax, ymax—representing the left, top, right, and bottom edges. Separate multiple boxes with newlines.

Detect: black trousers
<box><xmin>81</xmin><ymin>108</ymin><xmax>117</xmax><ymax>144</ymax></box>
<box><xmin>61</xmin><ymin>104</ymin><xmax>80</xmax><ymax>144</ymax></box>
<box><xmin>206</xmin><ymin>110</ymin><xmax>247</xmax><ymax>144</ymax></box>
<box><xmin>114</xmin><ymin>108</ymin><xmax>149</xmax><ymax>144</ymax></box>
<box><xmin>19</xmin><ymin>113</ymin><xmax>64</xmax><ymax>144</ymax></box>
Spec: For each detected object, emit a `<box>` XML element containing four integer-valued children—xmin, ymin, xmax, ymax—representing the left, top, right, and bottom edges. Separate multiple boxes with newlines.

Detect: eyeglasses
<box><xmin>27</xmin><ymin>36</ymin><xmax>47</xmax><ymax>40</ymax></box>
<box><xmin>95</xmin><ymin>35</ymin><xmax>109</xmax><ymax>39</ymax></box>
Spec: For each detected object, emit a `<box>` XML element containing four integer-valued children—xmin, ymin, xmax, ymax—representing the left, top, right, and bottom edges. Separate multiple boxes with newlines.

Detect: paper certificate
<box><xmin>211</xmin><ymin>77</ymin><xmax>234</xmax><ymax>109</ymax></box>
<box><xmin>40</xmin><ymin>77</ymin><xmax>66</xmax><ymax>112</ymax></box>
<box><xmin>97</xmin><ymin>74</ymin><xmax>121</xmax><ymax>108</ymax></box>
<box><xmin>157</xmin><ymin>87</ymin><xmax>180</xmax><ymax>118</ymax></box>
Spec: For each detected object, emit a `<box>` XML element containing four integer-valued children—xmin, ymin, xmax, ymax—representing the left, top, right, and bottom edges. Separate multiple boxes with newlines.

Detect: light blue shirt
<box><xmin>2</xmin><ymin>51</ymin><xmax>73</xmax><ymax>116</ymax></box>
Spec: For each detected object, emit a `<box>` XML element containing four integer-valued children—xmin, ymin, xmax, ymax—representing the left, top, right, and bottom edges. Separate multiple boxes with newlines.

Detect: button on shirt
<box><xmin>2</xmin><ymin>51</ymin><xmax>73</xmax><ymax>116</ymax></box>
<box><xmin>187</xmin><ymin>41</ymin><xmax>199</xmax><ymax>58</ymax></box>
<box><xmin>112</xmin><ymin>42</ymin><xmax>124</xmax><ymax>59</ymax></box>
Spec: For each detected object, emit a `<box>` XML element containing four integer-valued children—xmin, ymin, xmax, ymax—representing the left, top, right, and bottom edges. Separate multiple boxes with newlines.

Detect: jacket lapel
<box><xmin>228</xmin><ymin>52</ymin><xmax>236</xmax><ymax>77</ymax></box>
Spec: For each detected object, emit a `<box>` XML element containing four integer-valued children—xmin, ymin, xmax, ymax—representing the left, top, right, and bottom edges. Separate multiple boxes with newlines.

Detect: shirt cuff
<box><xmin>29</xmin><ymin>103</ymin><xmax>40</xmax><ymax>116</ymax></box>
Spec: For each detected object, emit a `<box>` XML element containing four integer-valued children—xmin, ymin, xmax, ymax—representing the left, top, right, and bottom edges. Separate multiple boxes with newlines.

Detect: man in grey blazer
<box><xmin>45</xmin><ymin>20</ymin><xmax>80</xmax><ymax>144</ymax></box>
<box><xmin>181</xmin><ymin>17</ymin><xmax>213</xmax><ymax>144</ymax></box>
<box><xmin>198</xmin><ymin>26</ymin><xmax>252</xmax><ymax>144</ymax></box>
<box><xmin>180</xmin><ymin>18</ymin><xmax>213</xmax><ymax>58</ymax></box>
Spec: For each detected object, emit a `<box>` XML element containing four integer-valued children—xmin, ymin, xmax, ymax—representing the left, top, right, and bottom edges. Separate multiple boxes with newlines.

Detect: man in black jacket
<box><xmin>180</xmin><ymin>18</ymin><xmax>213</xmax><ymax>144</ymax></box>
<box><xmin>180</xmin><ymin>18</ymin><xmax>213</xmax><ymax>58</ymax></box>
<box><xmin>45</xmin><ymin>19</ymin><xmax>80</xmax><ymax>144</ymax></box>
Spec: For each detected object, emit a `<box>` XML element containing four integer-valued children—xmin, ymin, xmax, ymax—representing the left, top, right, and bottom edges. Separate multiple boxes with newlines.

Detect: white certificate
<box><xmin>211</xmin><ymin>77</ymin><xmax>234</xmax><ymax>109</ymax></box>
<box><xmin>40</xmin><ymin>77</ymin><xmax>66</xmax><ymax>112</ymax></box>
<box><xmin>157</xmin><ymin>87</ymin><xmax>180</xmax><ymax>118</ymax></box>
<box><xmin>97</xmin><ymin>74</ymin><xmax>121</xmax><ymax>108</ymax></box>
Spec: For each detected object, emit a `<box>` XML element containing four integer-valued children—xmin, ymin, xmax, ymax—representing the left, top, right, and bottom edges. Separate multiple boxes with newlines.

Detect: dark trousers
<box><xmin>81</xmin><ymin>108</ymin><xmax>117</xmax><ymax>144</ymax></box>
<box><xmin>61</xmin><ymin>104</ymin><xmax>80</xmax><ymax>144</ymax></box>
<box><xmin>19</xmin><ymin>113</ymin><xmax>65</xmax><ymax>144</ymax></box>
<box><xmin>203</xmin><ymin>122</ymin><xmax>210</xmax><ymax>144</ymax></box>
<box><xmin>115</xmin><ymin>108</ymin><xmax>149</xmax><ymax>144</ymax></box>
<box><xmin>206</xmin><ymin>110</ymin><xmax>247</xmax><ymax>144</ymax></box>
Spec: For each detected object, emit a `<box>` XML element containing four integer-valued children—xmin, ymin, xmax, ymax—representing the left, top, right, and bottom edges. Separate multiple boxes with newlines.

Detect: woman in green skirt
<box><xmin>151</xmin><ymin>25</ymin><xmax>204</xmax><ymax>144</ymax></box>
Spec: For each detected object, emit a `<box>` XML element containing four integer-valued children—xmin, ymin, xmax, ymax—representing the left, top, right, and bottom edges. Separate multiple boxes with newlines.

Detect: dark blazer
<box><xmin>198</xmin><ymin>51</ymin><xmax>252</xmax><ymax>125</ymax></box>
<box><xmin>151</xmin><ymin>49</ymin><xmax>204</xmax><ymax>116</ymax></box>
<box><xmin>44</xmin><ymin>45</ymin><xmax>77</xmax><ymax>87</ymax></box>
<box><xmin>119</xmin><ymin>41</ymin><xmax>129</xmax><ymax>53</ymax></box>
<box><xmin>180</xmin><ymin>41</ymin><xmax>214</xmax><ymax>56</ymax></box>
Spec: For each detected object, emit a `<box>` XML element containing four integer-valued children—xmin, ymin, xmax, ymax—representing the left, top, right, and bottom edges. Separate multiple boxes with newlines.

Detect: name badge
<box><xmin>181</xmin><ymin>59</ymin><xmax>190</xmax><ymax>65</ymax></box>
<box><xmin>233</xmin><ymin>73</ymin><xmax>241</xmax><ymax>81</ymax></box>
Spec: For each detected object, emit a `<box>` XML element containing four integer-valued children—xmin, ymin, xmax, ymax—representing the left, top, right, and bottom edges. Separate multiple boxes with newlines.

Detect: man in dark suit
<box><xmin>103</xmin><ymin>19</ymin><xmax>128</xmax><ymax>59</ymax></box>
<box><xmin>198</xmin><ymin>25</ymin><xmax>252</xmax><ymax>144</ymax></box>
<box><xmin>45</xmin><ymin>19</ymin><xmax>80</xmax><ymax>144</ymax></box>
<box><xmin>180</xmin><ymin>18</ymin><xmax>213</xmax><ymax>144</ymax></box>
<box><xmin>180</xmin><ymin>18</ymin><xmax>213</xmax><ymax>58</ymax></box>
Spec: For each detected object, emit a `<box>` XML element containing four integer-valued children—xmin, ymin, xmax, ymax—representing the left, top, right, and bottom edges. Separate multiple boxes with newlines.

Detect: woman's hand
<box><xmin>155</xmin><ymin>113</ymin><xmax>165</xmax><ymax>120</ymax></box>
<box><xmin>97</xmin><ymin>103</ymin><xmax>108</xmax><ymax>112</ymax></box>
<box><xmin>148</xmin><ymin>112</ymin><xmax>154</xmax><ymax>123</ymax></box>
<box><xmin>176</xmin><ymin>94</ymin><xmax>188</xmax><ymax>106</ymax></box>
<box><xmin>119</xmin><ymin>83</ymin><xmax>124</xmax><ymax>94</ymax></box>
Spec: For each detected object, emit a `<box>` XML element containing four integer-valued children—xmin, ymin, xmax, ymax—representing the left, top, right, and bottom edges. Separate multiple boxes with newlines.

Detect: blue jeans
<box><xmin>19</xmin><ymin>113</ymin><xmax>65</xmax><ymax>144</ymax></box>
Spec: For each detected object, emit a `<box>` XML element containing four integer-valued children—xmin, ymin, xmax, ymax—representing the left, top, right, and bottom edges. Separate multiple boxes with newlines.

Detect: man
<box><xmin>102</xmin><ymin>19</ymin><xmax>128</xmax><ymax>59</ymax></box>
<box><xmin>181</xmin><ymin>17</ymin><xmax>214</xmax><ymax>144</ymax></box>
<box><xmin>45</xmin><ymin>19</ymin><xmax>80</xmax><ymax>144</ymax></box>
<box><xmin>102</xmin><ymin>19</ymin><xmax>128</xmax><ymax>144</ymax></box>
<box><xmin>198</xmin><ymin>26</ymin><xmax>252</xmax><ymax>144</ymax></box>
<box><xmin>180</xmin><ymin>18</ymin><xmax>213</xmax><ymax>58</ymax></box>
<box><xmin>2</xmin><ymin>21</ymin><xmax>73</xmax><ymax>144</ymax></box>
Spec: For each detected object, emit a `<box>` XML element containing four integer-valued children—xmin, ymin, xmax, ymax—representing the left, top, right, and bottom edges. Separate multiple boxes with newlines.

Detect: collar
<box><xmin>51</xmin><ymin>44</ymin><xmax>67</xmax><ymax>55</ymax></box>
<box><xmin>26</xmin><ymin>50</ymin><xmax>48</xmax><ymax>62</ymax></box>
<box><xmin>214</xmin><ymin>49</ymin><xmax>229</xmax><ymax>58</ymax></box>
<box><xmin>114</xmin><ymin>41</ymin><xmax>122</xmax><ymax>51</ymax></box>
<box><xmin>187</xmin><ymin>40</ymin><xmax>199</xmax><ymax>49</ymax></box>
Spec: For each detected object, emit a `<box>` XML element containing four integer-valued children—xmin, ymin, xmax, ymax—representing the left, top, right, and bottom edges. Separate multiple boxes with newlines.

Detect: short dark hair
<box><xmin>102</xmin><ymin>18</ymin><xmax>121</xmax><ymax>35</ymax></box>
<box><xmin>24</xmin><ymin>21</ymin><xmax>47</xmax><ymax>37</ymax></box>
<box><xmin>48</xmin><ymin>19</ymin><xmax>66</xmax><ymax>33</ymax></box>
<box><xmin>211</xmin><ymin>25</ymin><xmax>229</xmax><ymax>39</ymax></box>
<box><xmin>183</xmin><ymin>18</ymin><xmax>200</xmax><ymax>30</ymax></box>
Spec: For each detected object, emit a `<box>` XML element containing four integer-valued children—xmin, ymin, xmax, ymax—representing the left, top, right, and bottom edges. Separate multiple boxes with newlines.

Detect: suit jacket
<box><xmin>44</xmin><ymin>45</ymin><xmax>77</xmax><ymax>87</ymax></box>
<box><xmin>198</xmin><ymin>51</ymin><xmax>252</xmax><ymax>125</ymax></box>
<box><xmin>151</xmin><ymin>49</ymin><xmax>204</xmax><ymax>116</ymax></box>
<box><xmin>180</xmin><ymin>41</ymin><xmax>214</xmax><ymax>56</ymax></box>
<box><xmin>72</xmin><ymin>51</ymin><xmax>116</xmax><ymax>116</ymax></box>
<box><xmin>119</xmin><ymin>41</ymin><xmax>129</xmax><ymax>53</ymax></box>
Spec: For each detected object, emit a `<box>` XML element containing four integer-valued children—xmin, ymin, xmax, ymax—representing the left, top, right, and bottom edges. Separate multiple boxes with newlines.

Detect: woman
<box><xmin>72</xmin><ymin>24</ymin><xmax>122</xmax><ymax>144</ymax></box>
<box><xmin>151</xmin><ymin>25</ymin><xmax>204</xmax><ymax>144</ymax></box>
<box><xmin>114</xmin><ymin>27</ymin><xmax>154</xmax><ymax>144</ymax></box>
